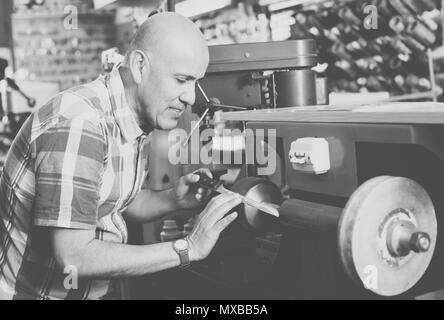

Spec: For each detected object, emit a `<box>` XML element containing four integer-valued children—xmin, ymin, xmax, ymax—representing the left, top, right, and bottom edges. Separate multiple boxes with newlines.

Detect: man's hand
<box><xmin>187</xmin><ymin>193</ymin><xmax>241</xmax><ymax>261</ymax></box>
<box><xmin>172</xmin><ymin>168</ymin><xmax>213</xmax><ymax>210</ymax></box>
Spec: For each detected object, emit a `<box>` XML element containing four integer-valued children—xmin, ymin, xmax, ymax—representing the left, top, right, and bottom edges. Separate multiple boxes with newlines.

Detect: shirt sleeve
<box><xmin>33</xmin><ymin>118</ymin><xmax>107</xmax><ymax>229</ymax></box>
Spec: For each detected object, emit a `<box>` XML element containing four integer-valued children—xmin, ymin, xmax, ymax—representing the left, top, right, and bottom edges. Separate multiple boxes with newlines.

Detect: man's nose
<box><xmin>179</xmin><ymin>83</ymin><xmax>196</xmax><ymax>107</ymax></box>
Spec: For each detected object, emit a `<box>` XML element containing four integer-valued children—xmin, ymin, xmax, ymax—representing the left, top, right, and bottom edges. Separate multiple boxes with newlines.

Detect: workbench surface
<box><xmin>219</xmin><ymin>102</ymin><xmax>444</xmax><ymax>124</ymax></box>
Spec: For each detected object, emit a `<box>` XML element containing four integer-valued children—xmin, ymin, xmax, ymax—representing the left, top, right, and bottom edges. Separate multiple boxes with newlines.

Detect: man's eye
<box><xmin>176</xmin><ymin>78</ymin><xmax>187</xmax><ymax>84</ymax></box>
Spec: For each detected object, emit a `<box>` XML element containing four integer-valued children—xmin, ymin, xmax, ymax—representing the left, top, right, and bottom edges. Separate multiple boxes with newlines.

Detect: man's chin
<box><xmin>158</xmin><ymin>119</ymin><xmax>180</xmax><ymax>130</ymax></box>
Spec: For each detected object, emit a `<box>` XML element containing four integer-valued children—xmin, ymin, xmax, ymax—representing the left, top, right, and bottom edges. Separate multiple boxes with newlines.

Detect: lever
<box><xmin>6</xmin><ymin>78</ymin><xmax>36</xmax><ymax>108</ymax></box>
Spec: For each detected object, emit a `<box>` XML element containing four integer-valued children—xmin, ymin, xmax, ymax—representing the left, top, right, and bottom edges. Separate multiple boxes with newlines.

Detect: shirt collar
<box><xmin>105</xmin><ymin>63</ymin><xmax>145</xmax><ymax>142</ymax></box>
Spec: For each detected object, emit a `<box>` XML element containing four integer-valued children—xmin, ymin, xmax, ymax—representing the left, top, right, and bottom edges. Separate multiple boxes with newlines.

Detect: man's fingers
<box><xmin>195</xmin><ymin>168</ymin><xmax>213</xmax><ymax>179</ymax></box>
<box><xmin>195</xmin><ymin>187</ymin><xmax>210</xmax><ymax>201</ymax></box>
<box><xmin>206</xmin><ymin>193</ymin><xmax>237</xmax><ymax>211</ymax></box>
<box><xmin>215</xmin><ymin>211</ymin><xmax>238</xmax><ymax>233</ymax></box>
<box><xmin>206</xmin><ymin>196</ymin><xmax>241</xmax><ymax>225</ymax></box>
<box><xmin>197</xmin><ymin>194</ymin><xmax>239</xmax><ymax>228</ymax></box>
<box><xmin>184</xmin><ymin>168</ymin><xmax>213</xmax><ymax>186</ymax></box>
<box><xmin>193</xmin><ymin>193</ymin><xmax>228</xmax><ymax>229</ymax></box>
<box><xmin>198</xmin><ymin>194</ymin><xmax>236</xmax><ymax>219</ymax></box>
<box><xmin>196</xmin><ymin>186</ymin><xmax>213</xmax><ymax>201</ymax></box>
<box><xmin>198</xmin><ymin>193</ymin><xmax>228</xmax><ymax>216</ymax></box>
<box><xmin>183</xmin><ymin>172</ymin><xmax>200</xmax><ymax>185</ymax></box>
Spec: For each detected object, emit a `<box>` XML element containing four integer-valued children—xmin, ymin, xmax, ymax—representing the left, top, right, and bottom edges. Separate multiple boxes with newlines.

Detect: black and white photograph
<box><xmin>1</xmin><ymin>0</ymin><xmax>444</xmax><ymax>305</ymax></box>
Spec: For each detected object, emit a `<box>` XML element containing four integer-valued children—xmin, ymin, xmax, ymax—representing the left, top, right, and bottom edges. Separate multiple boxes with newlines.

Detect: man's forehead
<box><xmin>170</xmin><ymin>65</ymin><xmax>207</xmax><ymax>80</ymax></box>
<box><xmin>159</xmin><ymin>50</ymin><xmax>208</xmax><ymax>78</ymax></box>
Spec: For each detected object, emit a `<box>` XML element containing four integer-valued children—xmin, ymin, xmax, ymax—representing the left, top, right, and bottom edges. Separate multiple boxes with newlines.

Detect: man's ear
<box><xmin>129</xmin><ymin>50</ymin><xmax>150</xmax><ymax>84</ymax></box>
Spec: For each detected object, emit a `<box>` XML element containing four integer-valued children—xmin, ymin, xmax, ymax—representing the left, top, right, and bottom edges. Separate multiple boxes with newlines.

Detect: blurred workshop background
<box><xmin>2</xmin><ymin>0</ymin><xmax>444</xmax><ymax>300</ymax></box>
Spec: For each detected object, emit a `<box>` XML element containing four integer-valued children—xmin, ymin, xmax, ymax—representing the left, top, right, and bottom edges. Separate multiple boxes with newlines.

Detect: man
<box><xmin>0</xmin><ymin>12</ymin><xmax>241</xmax><ymax>300</ymax></box>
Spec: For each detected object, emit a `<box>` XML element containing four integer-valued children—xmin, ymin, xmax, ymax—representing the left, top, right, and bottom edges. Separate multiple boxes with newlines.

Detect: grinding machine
<box><xmin>179</xmin><ymin>39</ymin><xmax>444</xmax><ymax>299</ymax></box>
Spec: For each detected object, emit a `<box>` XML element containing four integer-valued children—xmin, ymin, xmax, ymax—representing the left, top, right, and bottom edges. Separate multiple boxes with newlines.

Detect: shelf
<box><xmin>11</xmin><ymin>11</ymin><xmax>115</xmax><ymax>20</ymax></box>
<box><xmin>264</xmin><ymin>0</ymin><xmax>353</xmax><ymax>12</ymax></box>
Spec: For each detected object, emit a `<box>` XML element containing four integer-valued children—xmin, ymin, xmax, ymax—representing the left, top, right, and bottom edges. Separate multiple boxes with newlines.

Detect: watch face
<box><xmin>175</xmin><ymin>239</ymin><xmax>188</xmax><ymax>251</ymax></box>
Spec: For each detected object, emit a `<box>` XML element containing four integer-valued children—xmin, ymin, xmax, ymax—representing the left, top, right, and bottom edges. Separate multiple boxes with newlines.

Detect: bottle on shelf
<box><xmin>402</xmin><ymin>36</ymin><xmax>427</xmax><ymax>53</ymax></box>
<box><xmin>389</xmin><ymin>37</ymin><xmax>413</xmax><ymax>56</ymax></box>
<box><xmin>365</xmin><ymin>39</ymin><xmax>386</xmax><ymax>56</ymax></box>
<box><xmin>387</xmin><ymin>56</ymin><xmax>410</xmax><ymax>77</ymax></box>
<box><xmin>389</xmin><ymin>16</ymin><xmax>431</xmax><ymax>51</ymax></box>
<box><xmin>337</xmin><ymin>6</ymin><xmax>361</xmax><ymax>26</ymax></box>
<box><xmin>306</xmin><ymin>14</ymin><xmax>325</xmax><ymax>31</ymax></box>
<box><xmin>402</xmin><ymin>0</ymin><xmax>429</xmax><ymax>13</ymax></box>
<box><xmin>318</xmin><ymin>8</ymin><xmax>342</xmax><ymax>29</ymax></box>
<box><xmin>355</xmin><ymin>57</ymin><xmax>383</xmax><ymax>75</ymax></box>
<box><xmin>348</xmin><ymin>81</ymin><xmax>361</xmax><ymax>92</ymax></box>
<box><xmin>366</xmin><ymin>76</ymin><xmax>386</xmax><ymax>92</ymax></box>
<box><xmin>405</xmin><ymin>74</ymin><xmax>432</xmax><ymax>92</ymax></box>
<box><xmin>414</xmin><ymin>0</ymin><xmax>438</xmax><ymax>12</ymax></box>
<box><xmin>330</xmin><ymin>43</ymin><xmax>354</xmax><ymax>62</ymax></box>
<box><xmin>341</xmin><ymin>24</ymin><xmax>363</xmax><ymax>43</ymax></box>
<box><xmin>390</xmin><ymin>0</ymin><xmax>415</xmax><ymax>17</ymax></box>
<box><xmin>389</xmin><ymin>15</ymin><xmax>407</xmax><ymax>34</ymax></box>
<box><xmin>405</xmin><ymin>20</ymin><xmax>437</xmax><ymax>47</ymax></box>
<box><xmin>419</xmin><ymin>13</ymin><xmax>439</xmax><ymax>34</ymax></box>
<box><xmin>324</xmin><ymin>29</ymin><xmax>343</xmax><ymax>45</ymax></box>
<box><xmin>160</xmin><ymin>219</ymin><xmax>182</xmax><ymax>242</ymax></box>
<box><xmin>370</xmin><ymin>0</ymin><xmax>397</xmax><ymax>28</ymax></box>
<box><xmin>334</xmin><ymin>60</ymin><xmax>360</xmax><ymax>79</ymax></box>
<box><xmin>329</xmin><ymin>26</ymin><xmax>350</xmax><ymax>44</ymax></box>
<box><xmin>376</xmin><ymin>76</ymin><xmax>400</xmax><ymax>93</ymax></box>
<box><xmin>345</xmin><ymin>39</ymin><xmax>370</xmax><ymax>59</ymax></box>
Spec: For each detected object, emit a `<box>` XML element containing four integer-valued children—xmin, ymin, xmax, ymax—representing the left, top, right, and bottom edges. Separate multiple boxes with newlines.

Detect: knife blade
<box><xmin>195</xmin><ymin>172</ymin><xmax>280</xmax><ymax>218</ymax></box>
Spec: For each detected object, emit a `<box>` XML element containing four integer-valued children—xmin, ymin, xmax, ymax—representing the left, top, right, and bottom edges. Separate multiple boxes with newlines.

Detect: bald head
<box><xmin>127</xmin><ymin>12</ymin><xmax>208</xmax><ymax>63</ymax></box>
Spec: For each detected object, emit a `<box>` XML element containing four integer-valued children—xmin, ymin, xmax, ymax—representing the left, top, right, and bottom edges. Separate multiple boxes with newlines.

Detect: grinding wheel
<box><xmin>338</xmin><ymin>176</ymin><xmax>437</xmax><ymax>296</ymax></box>
<box><xmin>231</xmin><ymin>177</ymin><xmax>283</xmax><ymax>233</ymax></box>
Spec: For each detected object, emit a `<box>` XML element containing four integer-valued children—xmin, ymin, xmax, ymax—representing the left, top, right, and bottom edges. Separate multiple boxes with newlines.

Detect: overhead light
<box><xmin>93</xmin><ymin>0</ymin><xmax>115</xmax><ymax>9</ymax></box>
<box><xmin>93</xmin><ymin>0</ymin><xmax>164</xmax><ymax>9</ymax></box>
<box><xmin>175</xmin><ymin>0</ymin><xmax>231</xmax><ymax>18</ymax></box>
<box><xmin>268</xmin><ymin>0</ymin><xmax>323</xmax><ymax>12</ymax></box>
<box><xmin>258</xmin><ymin>0</ymin><xmax>282</xmax><ymax>5</ymax></box>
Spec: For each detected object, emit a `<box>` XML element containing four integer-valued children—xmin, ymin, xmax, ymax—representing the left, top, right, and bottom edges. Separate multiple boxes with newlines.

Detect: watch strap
<box><xmin>174</xmin><ymin>239</ymin><xmax>190</xmax><ymax>268</ymax></box>
<box><xmin>177</xmin><ymin>249</ymin><xmax>190</xmax><ymax>268</ymax></box>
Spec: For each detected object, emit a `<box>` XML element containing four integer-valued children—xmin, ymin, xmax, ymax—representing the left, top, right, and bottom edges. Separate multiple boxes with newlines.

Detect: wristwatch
<box><xmin>173</xmin><ymin>238</ymin><xmax>190</xmax><ymax>268</ymax></box>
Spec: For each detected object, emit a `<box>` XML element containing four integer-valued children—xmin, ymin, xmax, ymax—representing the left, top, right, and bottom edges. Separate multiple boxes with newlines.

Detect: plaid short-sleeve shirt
<box><xmin>0</xmin><ymin>66</ymin><xmax>151</xmax><ymax>299</ymax></box>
